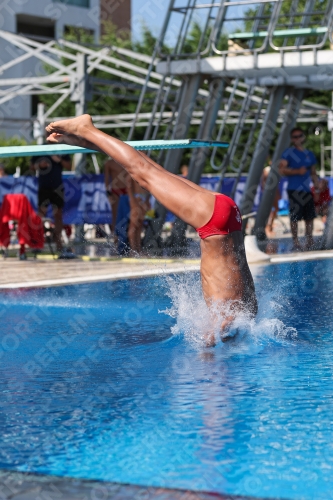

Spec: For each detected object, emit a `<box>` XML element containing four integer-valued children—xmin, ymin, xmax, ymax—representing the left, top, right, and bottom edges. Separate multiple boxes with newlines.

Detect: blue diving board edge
<box><xmin>0</xmin><ymin>140</ymin><xmax>229</xmax><ymax>158</ymax></box>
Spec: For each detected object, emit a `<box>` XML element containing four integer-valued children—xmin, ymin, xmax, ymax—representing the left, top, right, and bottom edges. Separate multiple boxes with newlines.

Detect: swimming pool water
<box><xmin>1</xmin><ymin>259</ymin><xmax>333</xmax><ymax>499</ymax></box>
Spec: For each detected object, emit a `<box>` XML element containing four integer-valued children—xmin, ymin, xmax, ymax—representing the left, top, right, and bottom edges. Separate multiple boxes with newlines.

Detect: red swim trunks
<box><xmin>109</xmin><ymin>188</ymin><xmax>127</xmax><ymax>197</ymax></box>
<box><xmin>196</xmin><ymin>194</ymin><xmax>242</xmax><ymax>239</ymax></box>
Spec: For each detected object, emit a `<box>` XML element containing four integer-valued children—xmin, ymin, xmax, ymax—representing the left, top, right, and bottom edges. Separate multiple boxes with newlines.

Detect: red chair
<box><xmin>0</xmin><ymin>194</ymin><xmax>44</xmax><ymax>258</ymax></box>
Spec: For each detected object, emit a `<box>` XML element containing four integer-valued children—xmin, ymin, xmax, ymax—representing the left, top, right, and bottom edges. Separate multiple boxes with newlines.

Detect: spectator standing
<box><xmin>32</xmin><ymin>154</ymin><xmax>71</xmax><ymax>254</ymax></box>
<box><xmin>127</xmin><ymin>177</ymin><xmax>150</xmax><ymax>255</ymax></box>
<box><xmin>279</xmin><ymin>128</ymin><xmax>319</xmax><ymax>251</ymax></box>
<box><xmin>312</xmin><ymin>178</ymin><xmax>331</xmax><ymax>224</ymax></box>
<box><xmin>104</xmin><ymin>158</ymin><xmax>128</xmax><ymax>239</ymax></box>
<box><xmin>261</xmin><ymin>164</ymin><xmax>280</xmax><ymax>235</ymax></box>
<box><xmin>180</xmin><ymin>164</ymin><xmax>189</xmax><ymax>177</ymax></box>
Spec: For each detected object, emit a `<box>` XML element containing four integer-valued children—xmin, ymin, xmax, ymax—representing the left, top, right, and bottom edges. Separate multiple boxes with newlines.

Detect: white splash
<box><xmin>161</xmin><ymin>272</ymin><xmax>297</xmax><ymax>350</ymax></box>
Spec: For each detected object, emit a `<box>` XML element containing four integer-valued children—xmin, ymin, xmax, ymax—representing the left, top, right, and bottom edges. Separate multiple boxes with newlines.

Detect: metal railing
<box><xmin>156</xmin><ymin>0</ymin><xmax>333</xmax><ymax>60</ymax></box>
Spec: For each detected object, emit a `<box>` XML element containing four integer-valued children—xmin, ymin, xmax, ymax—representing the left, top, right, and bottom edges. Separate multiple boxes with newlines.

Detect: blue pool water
<box><xmin>1</xmin><ymin>259</ymin><xmax>333</xmax><ymax>499</ymax></box>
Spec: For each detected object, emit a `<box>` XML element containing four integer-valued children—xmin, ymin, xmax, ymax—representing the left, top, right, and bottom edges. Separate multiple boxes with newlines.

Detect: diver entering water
<box><xmin>45</xmin><ymin>114</ymin><xmax>258</xmax><ymax>344</ymax></box>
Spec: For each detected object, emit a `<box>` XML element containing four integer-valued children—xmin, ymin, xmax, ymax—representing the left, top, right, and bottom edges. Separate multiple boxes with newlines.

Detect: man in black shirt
<box><xmin>32</xmin><ymin>154</ymin><xmax>71</xmax><ymax>253</ymax></box>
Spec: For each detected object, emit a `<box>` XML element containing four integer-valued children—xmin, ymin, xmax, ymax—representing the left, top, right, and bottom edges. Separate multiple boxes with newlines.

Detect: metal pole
<box><xmin>70</xmin><ymin>53</ymin><xmax>89</xmax><ymax>243</ymax></box>
<box><xmin>163</xmin><ymin>74</ymin><xmax>203</xmax><ymax>174</ymax></box>
<box><xmin>72</xmin><ymin>53</ymin><xmax>89</xmax><ymax>175</ymax></box>
<box><xmin>216</xmin><ymin>84</ymin><xmax>255</xmax><ymax>194</ymax></box>
<box><xmin>239</xmin><ymin>86</ymin><xmax>286</xmax><ymax>227</ymax></box>
<box><xmin>33</xmin><ymin>102</ymin><xmax>45</xmax><ymax>145</ymax></box>
<box><xmin>127</xmin><ymin>0</ymin><xmax>176</xmax><ymax>141</ymax></box>
<box><xmin>254</xmin><ymin>87</ymin><xmax>304</xmax><ymax>239</ymax></box>
<box><xmin>331</xmin><ymin>131</ymin><xmax>333</xmax><ymax>178</ymax></box>
<box><xmin>168</xmin><ymin>78</ymin><xmax>225</xmax><ymax>252</ymax></box>
<box><xmin>37</xmin><ymin>103</ymin><xmax>45</xmax><ymax>145</ymax></box>
<box><xmin>331</xmin><ymin>92</ymin><xmax>333</xmax><ymax>177</ymax></box>
<box><xmin>143</xmin><ymin>74</ymin><xmax>203</xmax><ymax>254</ymax></box>
<box><xmin>320</xmin><ymin>132</ymin><xmax>325</xmax><ymax>178</ymax></box>
<box><xmin>188</xmin><ymin>79</ymin><xmax>225</xmax><ymax>185</ymax></box>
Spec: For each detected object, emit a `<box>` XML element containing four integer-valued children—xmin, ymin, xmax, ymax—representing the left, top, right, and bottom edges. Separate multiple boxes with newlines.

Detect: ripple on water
<box><xmin>0</xmin><ymin>261</ymin><xmax>332</xmax><ymax>499</ymax></box>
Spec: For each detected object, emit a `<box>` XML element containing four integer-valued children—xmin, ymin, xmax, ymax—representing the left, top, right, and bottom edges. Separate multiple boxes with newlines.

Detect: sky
<box><xmin>130</xmin><ymin>1</ymin><xmax>251</xmax><ymax>43</ymax></box>
<box><xmin>131</xmin><ymin>0</ymin><xmax>169</xmax><ymax>40</ymax></box>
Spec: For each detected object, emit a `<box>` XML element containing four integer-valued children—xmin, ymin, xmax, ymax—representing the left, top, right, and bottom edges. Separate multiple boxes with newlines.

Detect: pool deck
<box><xmin>0</xmin><ymin>213</ymin><xmax>332</xmax><ymax>289</ymax></box>
<box><xmin>0</xmin><ymin>469</ymin><xmax>279</xmax><ymax>500</ymax></box>
<box><xmin>0</xmin><ymin>257</ymin><xmax>202</xmax><ymax>288</ymax></box>
<box><xmin>0</xmin><ymin>248</ymin><xmax>333</xmax><ymax>288</ymax></box>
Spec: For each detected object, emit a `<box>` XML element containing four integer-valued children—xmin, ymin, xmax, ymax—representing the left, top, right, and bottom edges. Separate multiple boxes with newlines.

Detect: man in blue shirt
<box><xmin>279</xmin><ymin>127</ymin><xmax>319</xmax><ymax>251</ymax></box>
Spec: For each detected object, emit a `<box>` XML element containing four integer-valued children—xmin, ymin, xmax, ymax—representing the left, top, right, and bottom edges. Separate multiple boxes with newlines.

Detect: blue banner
<box><xmin>1</xmin><ymin>174</ymin><xmax>331</xmax><ymax>224</ymax></box>
<box><xmin>0</xmin><ymin>175</ymin><xmax>111</xmax><ymax>225</ymax></box>
<box><xmin>200</xmin><ymin>175</ymin><xmax>262</xmax><ymax>210</ymax></box>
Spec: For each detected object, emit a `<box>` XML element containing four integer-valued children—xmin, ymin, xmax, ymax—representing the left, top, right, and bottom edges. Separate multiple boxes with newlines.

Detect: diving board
<box><xmin>0</xmin><ymin>140</ymin><xmax>229</xmax><ymax>158</ymax></box>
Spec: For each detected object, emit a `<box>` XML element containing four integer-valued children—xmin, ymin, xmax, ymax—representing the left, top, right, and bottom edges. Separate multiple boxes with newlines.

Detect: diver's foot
<box><xmin>47</xmin><ymin>132</ymin><xmax>86</xmax><ymax>147</ymax></box>
<box><xmin>46</xmin><ymin>114</ymin><xmax>93</xmax><ymax>137</ymax></box>
<box><xmin>47</xmin><ymin>132</ymin><xmax>99</xmax><ymax>153</ymax></box>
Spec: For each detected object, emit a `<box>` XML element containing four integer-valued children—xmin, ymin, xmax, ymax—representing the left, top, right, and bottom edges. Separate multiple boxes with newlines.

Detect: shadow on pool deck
<box><xmin>0</xmin><ymin>469</ymin><xmax>287</xmax><ymax>500</ymax></box>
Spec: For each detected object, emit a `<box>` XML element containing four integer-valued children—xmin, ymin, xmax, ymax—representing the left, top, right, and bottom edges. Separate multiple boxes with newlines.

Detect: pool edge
<box><xmin>0</xmin><ymin>264</ymin><xmax>200</xmax><ymax>289</ymax></box>
<box><xmin>1</xmin><ymin>249</ymin><xmax>333</xmax><ymax>289</ymax></box>
<box><xmin>0</xmin><ymin>469</ymin><xmax>289</xmax><ymax>500</ymax></box>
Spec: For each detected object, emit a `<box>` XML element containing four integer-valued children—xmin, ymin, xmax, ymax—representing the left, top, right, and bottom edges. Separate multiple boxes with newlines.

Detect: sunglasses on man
<box><xmin>292</xmin><ymin>133</ymin><xmax>304</xmax><ymax>139</ymax></box>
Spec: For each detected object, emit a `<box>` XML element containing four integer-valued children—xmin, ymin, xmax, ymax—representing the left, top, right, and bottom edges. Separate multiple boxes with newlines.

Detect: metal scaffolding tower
<box><xmin>1</xmin><ymin>0</ymin><xmax>333</xmax><ymax>252</ymax></box>
<box><xmin>129</xmin><ymin>0</ymin><xmax>333</xmax><ymax>252</ymax></box>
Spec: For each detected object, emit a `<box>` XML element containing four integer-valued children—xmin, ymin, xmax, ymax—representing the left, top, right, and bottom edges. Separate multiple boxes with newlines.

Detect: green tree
<box><xmin>229</xmin><ymin>1</ymin><xmax>332</xmax><ymax>172</ymax></box>
<box><xmin>0</xmin><ymin>135</ymin><xmax>31</xmax><ymax>175</ymax></box>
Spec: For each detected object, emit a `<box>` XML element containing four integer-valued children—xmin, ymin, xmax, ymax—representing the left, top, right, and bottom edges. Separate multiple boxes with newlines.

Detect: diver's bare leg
<box><xmin>46</xmin><ymin>117</ymin><xmax>215</xmax><ymax>229</ymax></box>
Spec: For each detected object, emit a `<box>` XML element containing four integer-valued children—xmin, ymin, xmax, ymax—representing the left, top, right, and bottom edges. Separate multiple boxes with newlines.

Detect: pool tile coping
<box><xmin>0</xmin><ymin>264</ymin><xmax>201</xmax><ymax>289</ymax></box>
<box><xmin>0</xmin><ymin>249</ymin><xmax>333</xmax><ymax>289</ymax></box>
<box><xmin>0</xmin><ymin>469</ymin><xmax>288</xmax><ymax>500</ymax></box>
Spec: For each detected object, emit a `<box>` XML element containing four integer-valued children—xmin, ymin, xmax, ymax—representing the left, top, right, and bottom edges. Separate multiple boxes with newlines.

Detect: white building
<box><xmin>1</xmin><ymin>0</ymin><xmax>100</xmax><ymax>41</ymax></box>
<box><xmin>0</xmin><ymin>0</ymin><xmax>101</xmax><ymax>138</ymax></box>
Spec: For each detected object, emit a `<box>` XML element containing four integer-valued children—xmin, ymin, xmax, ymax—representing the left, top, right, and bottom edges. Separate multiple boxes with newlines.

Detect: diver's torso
<box><xmin>200</xmin><ymin>232</ymin><xmax>258</xmax><ymax>315</ymax></box>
